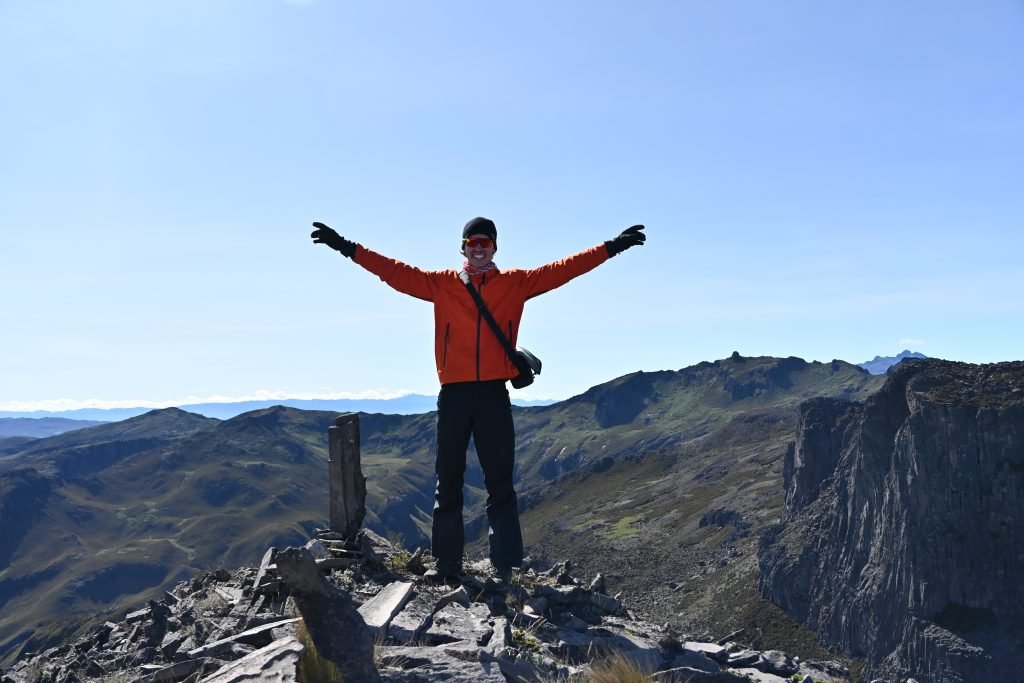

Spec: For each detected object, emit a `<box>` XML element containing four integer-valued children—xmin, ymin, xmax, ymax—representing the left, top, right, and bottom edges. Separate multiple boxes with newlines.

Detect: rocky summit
<box><xmin>1</xmin><ymin>528</ymin><xmax>852</xmax><ymax>683</ymax></box>
<box><xmin>759</xmin><ymin>359</ymin><xmax>1024</xmax><ymax>683</ymax></box>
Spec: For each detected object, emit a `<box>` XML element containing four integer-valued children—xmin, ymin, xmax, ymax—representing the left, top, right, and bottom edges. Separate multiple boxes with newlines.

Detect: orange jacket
<box><xmin>354</xmin><ymin>244</ymin><xmax>610</xmax><ymax>385</ymax></box>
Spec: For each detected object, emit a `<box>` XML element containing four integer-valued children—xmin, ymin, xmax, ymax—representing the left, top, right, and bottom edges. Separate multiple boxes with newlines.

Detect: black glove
<box><xmin>311</xmin><ymin>221</ymin><xmax>358</xmax><ymax>259</ymax></box>
<box><xmin>605</xmin><ymin>224</ymin><xmax>646</xmax><ymax>257</ymax></box>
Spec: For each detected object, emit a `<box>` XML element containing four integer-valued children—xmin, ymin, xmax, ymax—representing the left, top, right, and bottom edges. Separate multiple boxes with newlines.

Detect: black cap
<box><xmin>462</xmin><ymin>217</ymin><xmax>497</xmax><ymax>246</ymax></box>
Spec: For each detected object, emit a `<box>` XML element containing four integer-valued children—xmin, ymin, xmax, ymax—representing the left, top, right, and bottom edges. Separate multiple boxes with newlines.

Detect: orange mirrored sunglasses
<box><xmin>463</xmin><ymin>237</ymin><xmax>494</xmax><ymax>249</ymax></box>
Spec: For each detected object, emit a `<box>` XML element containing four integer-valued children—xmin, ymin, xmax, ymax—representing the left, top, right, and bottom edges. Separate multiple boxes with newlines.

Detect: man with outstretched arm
<box><xmin>310</xmin><ymin>217</ymin><xmax>645</xmax><ymax>586</ymax></box>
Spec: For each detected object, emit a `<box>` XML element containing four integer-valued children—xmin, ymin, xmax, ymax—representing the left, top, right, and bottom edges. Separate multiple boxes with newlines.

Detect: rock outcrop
<box><xmin>3</xmin><ymin>530</ymin><xmax>851</xmax><ymax>682</ymax></box>
<box><xmin>759</xmin><ymin>359</ymin><xmax>1024</xmax><ymax>682</ymax></box>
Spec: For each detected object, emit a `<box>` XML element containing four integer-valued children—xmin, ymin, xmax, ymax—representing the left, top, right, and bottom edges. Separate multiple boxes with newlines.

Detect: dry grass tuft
<box><xmin>587</xmin><ymin>652</ymin><xmax>655</xmax><ymax>683</ymax></box>
<box><xmin>296</xmin><ymin>620</ymin><xmax>342</xmax><ymax>683</ymax></box>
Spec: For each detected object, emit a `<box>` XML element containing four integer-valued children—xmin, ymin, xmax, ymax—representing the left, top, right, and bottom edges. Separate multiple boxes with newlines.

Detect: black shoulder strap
<box><xmin>460</xmin><ymin>271</ymin><xmax>520</xmax><ymax>365</ymax></box>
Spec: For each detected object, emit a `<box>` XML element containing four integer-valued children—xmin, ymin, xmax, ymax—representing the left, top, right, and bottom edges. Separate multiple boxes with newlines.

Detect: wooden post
<box><xmin>328</xmin><ymin>413</ymin><xmax>367</xmax><ymax>539</ymax></box>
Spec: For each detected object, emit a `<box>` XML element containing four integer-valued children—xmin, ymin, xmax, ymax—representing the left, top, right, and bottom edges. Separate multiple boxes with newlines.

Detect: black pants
<box><xmin>432</xmin><ymin>380</ymin><xmax>523</xmax><ymax>569</ymax></box>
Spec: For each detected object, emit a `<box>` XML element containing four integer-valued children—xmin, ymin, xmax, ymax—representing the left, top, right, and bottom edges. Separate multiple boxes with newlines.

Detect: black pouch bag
<box><xmin>510</xmin><ymin>347</ymin><xmax>543</xmax><ymax>389</ymax></box>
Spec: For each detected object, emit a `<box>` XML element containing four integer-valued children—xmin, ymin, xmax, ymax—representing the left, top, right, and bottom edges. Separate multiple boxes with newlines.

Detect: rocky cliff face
<box><xmin>759</xmin><ymin>359</ymin><xmax>1024</xmax><ymax>682</ymax></box>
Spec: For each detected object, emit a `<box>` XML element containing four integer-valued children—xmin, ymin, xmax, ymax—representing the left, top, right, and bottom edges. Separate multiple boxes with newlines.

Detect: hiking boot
<box><xmin>424</xmin><ymin>560</ymin><xmax>462</xmax><ymax>585</ymax></box>
<box><xmin>485</xmin><ymin>565</ymin><xmax>513</xmax><ymax>592</ymax></box>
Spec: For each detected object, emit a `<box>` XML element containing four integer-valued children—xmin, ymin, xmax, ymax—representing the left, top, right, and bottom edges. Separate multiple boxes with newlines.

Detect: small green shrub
<box><xmin>384</xmin><ymin>550</ymin><xmax>412</xmax><ymax>572</ymax></box>
<box><xmin>512</xmin><ymin>626</ymin><xmax>543</xmax><ymax>653</ymax></box>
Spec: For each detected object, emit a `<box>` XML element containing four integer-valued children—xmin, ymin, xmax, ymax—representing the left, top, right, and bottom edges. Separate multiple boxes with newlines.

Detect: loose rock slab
<box><xmin>388</xmin><ymin>590</ymin><xmax>437</xmax><ymax>644</ymax></box>
<box><xmin>423</xmin><ymin>602</ymin><xmax>493</xmax><ymax>646</ymax></box>
<box><xmin>378</xmin><ymin>645</ymin><xmax>506</xmax><ymax>682</ymax></box>
<box><xmin>358</xmin><ymin>581</ymin><xmax>414</xmax><ymax>636</ymax></box>
<box><xmin>187</xmin><ymin>618</ymin><xmax>300</xmax><ymax>658</ymax></box>
<box><xmin>199</xmin><ymin>636</ymin><xmax>304</xmax><ymax>682</ymax></box>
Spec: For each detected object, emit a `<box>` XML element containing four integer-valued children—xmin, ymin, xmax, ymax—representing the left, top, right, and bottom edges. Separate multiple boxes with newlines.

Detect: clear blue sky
<box><xmin>2</xmin><ymin>0</ymin><xmax>1022</xmax><ymax>411</ymax></box>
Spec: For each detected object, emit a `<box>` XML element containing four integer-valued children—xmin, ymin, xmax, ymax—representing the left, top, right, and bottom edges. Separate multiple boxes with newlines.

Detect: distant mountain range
<box><xmin>0</xmin><ymin>395</ymin><xmax>555</xmax><ymax>426</ymax></box>
<box><xmin>857</xmin><ymin>349</ymin><xmax>928</xmax><ymax>374</ymax></box>
<box><xmin>1</xmin><ymin>351</ymin><xmax>921</xmax><ymax>431</ymax></box>
<box><xmin>0</xmin><ymin>418</ymin><xmax>106</xmax><ymax>439</ymax></box>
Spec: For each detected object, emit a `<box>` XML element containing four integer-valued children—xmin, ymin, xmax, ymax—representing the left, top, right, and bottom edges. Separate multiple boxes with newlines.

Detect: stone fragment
<box><xmin>438</xmin><ymin>586</ymin><xmax>470</xmax><ymax>609</ymax></box>
<box><xmin>670</xmin><ymin>649</ymin><xmax>722</xmax><ymax>673</ymax></box>
<box><xmin>358</xmin><ymin>581</ymin><xmax>414</xmax><ymax>636</ymax></box>
<box><xmin>406</xmin><ymin>547</ymin><xmax>425</xmax><ymax>573</ymax></box>
<box><xmin>684</xmin><ymin>640</ymin><xmax>729</xmax><ymax>663</ymax></box>
<box><xmin>377</xmin><ymin>645</ymin><xmax>506</xmax><ymax>681</ymax></box>
<box><xmin>480</xmin><ymin>646</ymin><xmax>552</xmax><ymax>682</ymax></box>
<box><xmin>125</xmin><ymin>608</ymin><xmax>150</xmax><ymax>624</ymax></box>
<box><xmin>548</xmin><ymin>629</ymin><xmax>593</xmax><ymax>664</ymax></box>
<box><xmin>756</xmin><ymin>649</ymin><xmax>799</xmax><ymax>676</ymax></box>
<box><xmin>434</xmin><ymin>639</ymin><xmax>481</xmax><ymax>662</ymax></box>
<box><xmin>652</xmin><ymin>668</ymin><xmax>752</xmax><ymax>682</ymax></box>
<box><xmin>269</xmin><ymin>621</ymin><xmax>299</xmax><ymax>642</ymax></box>
<box><xmin>422</xmin><ymin>602</ymin><xmax>493</xmax><ymax>646</ymax></box>
<box><xmin>733</xmin><ymin>668</ymin><xmax>791</xmax><ymax>682</ymax></box>
<box><xmin>727</xmin><ymin>648</ymin><xmax>762</xmax><ymax>667</ymax></box>
<box><xmin>303</xmin><ymin>538</ymin><xmax>331</xmax><ymax>560</ymax></box>
<box><xmin>799</xmin><ymin>659</ymin><xmax>849</xmax><ymax>682</ymax></box>
<box><xmin>523</xmin><ymin>597</ymin><xmax>548</xmax><ymax>616</ymax></box>
<box><xmin>555</xmin><ymin>612</ymin><xmax>589</xmax><ymax>632</ymax></box>
<box><xmin>252</xmin><ymin>547</ymin><xmax>277</xmax><ymax>591</ymax></box>
<box><xmin>535</xmin><ymin>583</ymin><xmax>582</xmax><ymax>606</ymax></box>
<box><xmin>199</xmin><ymin>636</ymin><xmax>304</xmax><ymax>682</ymax></box>
<box><xmin>589</xmin><ymin>591</ymin><xmax>621</xmax><ymax>615</ymax></box>
<box><xmin>552</xmin><ymin>626</ymin><xmax>665</xmax><ymax>670</ymax></box>
<box><xmin>214</xmin><ymin>587</ymin><xmax>242</xmax><ymax>605</ymax></box>
<box><xmin>483</xmin><ymin>617</ymin><xmax>513</xmax><ymax>657</ymax></box>
<box><xmin>274</xmin><ymin>546</ymin><xmax>381</xmax><ymax>682</ymax></box>
<box><xmin>187</xmin><ymin>619</ymin><xmax>300</xmax><ymax>659</ymax></box>
<box><xmin>177</xmin><ymin>636</ymin><xmax>198</xmax><ymax>657</ymax></box>
<box><xmin>148</xmin><ymin>659</ymin><xmax>205</xmax><ymax>679</ymax></box>
<box><xmin>589</xmin><ymin>573</ymin><xmax>607</xmax><ymax>594</ymax></box>
<box><xmin>160</xmin><ymin>632</ymin><xmax>186</xmax><ymax>659</ymax></box>
<box><xmin>316</xmin><ymin>557</ymin><xmax>358</xmax><ymax>571</ymax></box>
<box><xmin>388</xmin><ymin>590</ymin><xmax>437</xmax><ymax>644</ymax></box>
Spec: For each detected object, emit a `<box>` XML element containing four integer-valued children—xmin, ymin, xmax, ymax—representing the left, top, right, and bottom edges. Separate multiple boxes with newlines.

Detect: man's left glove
<box><xmin>311</xmin><ymin>221</ymin><xmax>358</xmax><ymax>259</ymax></box>
<box><xmin>605</xmin><ymin>224</ymin><xmax>646</xmax><ymax>257</ymax></box>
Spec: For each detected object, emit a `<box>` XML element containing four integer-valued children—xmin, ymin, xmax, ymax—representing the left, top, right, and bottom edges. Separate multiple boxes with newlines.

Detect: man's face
<box><xmin>463</xmin><ymin>234</ymin><xmax>495</xmax><ymax>268</ymax></box>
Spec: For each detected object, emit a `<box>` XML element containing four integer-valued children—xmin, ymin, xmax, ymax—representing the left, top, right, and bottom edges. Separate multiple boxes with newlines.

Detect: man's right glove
<box><xmin>605</xmin><ymin>224</ymin><xmax>646</xmax><ymax>257</ymax></box>
<box><xmin>311</xmin><ymin>221</ymin><xmax>358</xmax><ymax>259</ymax></box>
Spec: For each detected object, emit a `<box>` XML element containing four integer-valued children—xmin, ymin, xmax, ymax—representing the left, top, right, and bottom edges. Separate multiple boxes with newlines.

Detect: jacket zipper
<box><xmin>442</xmin><ymin>323</ymin><xmax>450</xmax><ymax>369</ymax></box>
<box><xmin>476</xmin><ymin>275</ymin><xmax>486</xmax><ymax>381</ymax></box>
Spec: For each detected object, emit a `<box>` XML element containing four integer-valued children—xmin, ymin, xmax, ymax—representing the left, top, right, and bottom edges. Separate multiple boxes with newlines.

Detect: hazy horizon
<box><xmin>0</xmin><ymin>348</ymin><xmax>938</xmax><ymax>414</ymax></box>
